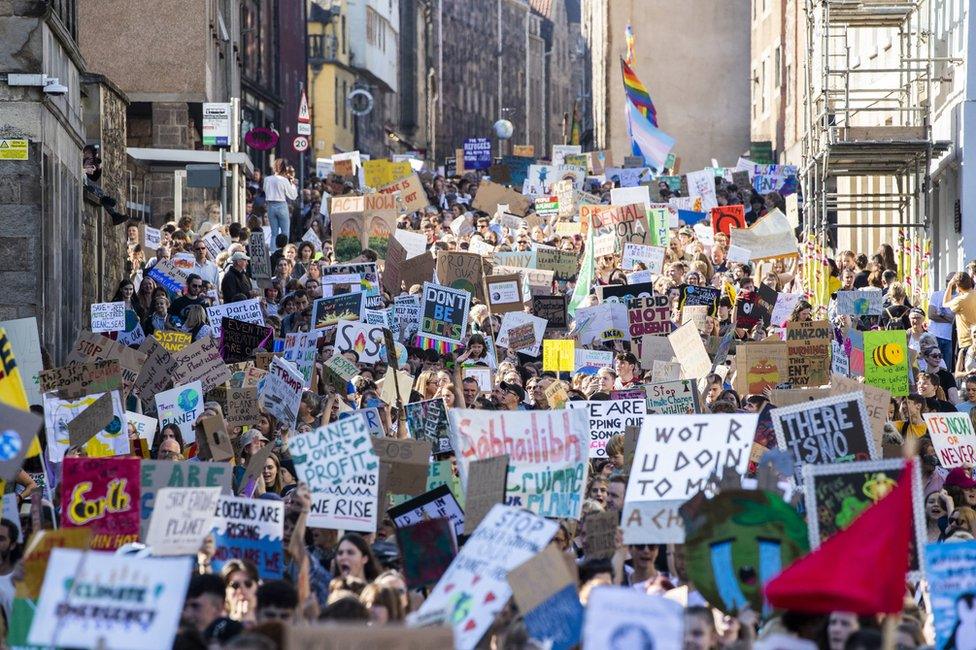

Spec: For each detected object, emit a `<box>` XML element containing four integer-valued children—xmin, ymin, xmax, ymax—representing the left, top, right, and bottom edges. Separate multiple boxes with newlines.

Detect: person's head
<box><xmin>263</xmin><ymin>453</ymin><xmax>282</xmax><ymax>492</ymax></box>
<box><xmin>684</xmin><ymin>605</ymin><xmax>718</xmax><ymax>650</ymax></box>
<box><xmin>604</xmin><ymin>434</ymin><xmax>626</xmax><ymax>470</ymax></box>
<box><xmin>791</xmin><ymin>299</ymin><xmax>813</xmax><ymax>322</ymax></box>
<box><xmin>946</xmin><ymin>469</ymin><xmax>976</xmax><ymax>508</ymax></box>
<box><xmin>186</xmin><ymin>273</ymin><xmax>203</xmax><ymax>297</ymax></box>
<box><xmin>607</xmin><ymin>475</ymin><xmax>627</xmax><ymax>511</ymax></box>
<box><xmin>184</xmin><ymin>304</ymin><xmax>207</xmax><ymax>330</ymax></box>
<box><xmin>919</xmin><ymin>343</ymin><xmax>944</xmax><ymax>369</ymax></box>
<box><xmin>588</xmin><ymin>476</ymin><xmax>609</xmax><ymax>505</ymax></box>
<box><xmin>924</xmin><ymin>490</ymin><xmax>948</xmax><ymax>523</ymax></box>
<box><xmin>614</xmin><ymin>352</ymin><xmax>638</xmax><ymax>380</ymax></box>
<box><xmin>221</xmin><ymin>559</ymin><xmax>260</xmax><ymax>617</ymax></box>
<box><xmin>628</xmin><ymin>543</ymin><xmax>658</xmax><ymax>570</ymax></box>
<box><xmin>192</xmin><ymin>239</ymin><xmax>209</xmax><ymax>262</ymax></box>
<box><xmin>230</xmin><ymin>251</ymin><xmax>250</xmax><ymax>272</ymax></box>
<box><xmin>0</xmin><ymin>518</ymin><xmax>18</xmax><ymax>564</ymax></box>
<box><xmin>255</xmin><ymin>580</ymin><xmax>298</xmax><ymax>624</ymax></box>
<box><xmin>334</xmin><ymin>533</ymin><xmax>382</xmax><ymax>582</ymax></box>
<box><xmin>498</xmin><ymin>381</ymin><xmax>525</xmax><ymax>410</ymax></box>
<box><xmin>184</xmin><ymin>573</ymin><xmax>226</xmax><ymax>632</ymax></box>
<box><xmin>359</xmin><ymin>583</ymin><xmax>404</xmax><ymax>624</ymax></box>
<box><xmin>916</xmin><ymin>371</ymin><xmax>941</xmax><ymax>399</ymax></box>
<box><xmin>958</xmin><ymin>272</ymin><xmax>975</xmax><ymax>291</ymax></box>
<box><xmin>827</xmin><ymin>611</ymin><xmax>861</xmax><ymax>650</ymax></box>
<box><xmin>596</xmin><ymin>367</ymin><xmax>617</xmax><ymax>393</ymax></box>
<box><xmin>461</xmin><ymin>376</ymin><xmax>480</xmax><ymax>405</ymax></box>
<box><xmin>704</xmin><ymin>373</ymin><xmax>723</xmax><ymax>404</ymax></box>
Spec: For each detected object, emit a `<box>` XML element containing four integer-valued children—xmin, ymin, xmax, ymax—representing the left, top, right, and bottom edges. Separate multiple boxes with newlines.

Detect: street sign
<box><xmin>0</xmin><ymin>139</ymin><xmax>28</xmax><ymax>160</ymax></box>
<box><xmin>297</xmin><ymin>90</ymin><xmax>311</xmax><ymax>135</ymax></box>
<box><xmin>202</xmin><ymin>103</ymin><xmax>231</xmax><ymax>147</ymax></box>
<box><xmin>293</xmin><ymin>136</ymin><xmax>309</xmax><ymax>152</ymax></box>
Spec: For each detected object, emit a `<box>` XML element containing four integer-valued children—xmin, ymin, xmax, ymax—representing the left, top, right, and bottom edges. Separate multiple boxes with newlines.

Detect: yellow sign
<box><xmin>362</xmin><ymin>160</ymin><xmax>412</xmax><ymax>188</ymax></box>
<box><xmin>542</xmin><ymin>339</ymin><xmax>575</xmax><ymax>372</ymax></box>
<box><xmin>0</xmin><ymin>139</ymin><xmax>28</xmax><ymax>160</ymax></box>
<box><xmin>513</xmin><ymin>144</ymin><xmax>535</xmax><ymax>158</ymax></box>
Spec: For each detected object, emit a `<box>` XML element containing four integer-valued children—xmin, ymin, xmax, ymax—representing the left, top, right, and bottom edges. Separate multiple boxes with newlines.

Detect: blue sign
<box><xmin>925</xmin><ymin>540</ymin><xmax>976</xmax><ymax>650</ymax></box>
<box><xmin>463</xmin><ymin>138</ymin><xmax>492</xmax><ymax>170</ymax></box>
<box><xmin>523</xmin><ymin>585</ymin><xmax>584</xmax><ymax>650</ymax></box>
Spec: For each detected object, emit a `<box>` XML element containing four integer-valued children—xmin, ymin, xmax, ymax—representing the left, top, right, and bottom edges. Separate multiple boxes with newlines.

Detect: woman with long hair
<box><xmin>264</xmin><ymin>158</ymin><xmax>297</xmax><ymax>244</ymax></box>
<box><xmin>111</xmin><ymin>278</ymin><xmax>136</xmax><ymax>311</ymax></box>
<box><xmin>183</xmin><ymin>305</ymin><xmax>213</xmax><ymax>341</ymax></box>
<box><xmin>221</xmin><ymin>559</ymin><xmax>260</xmax><ymax>624</ymax></box>
<box><xmin>332</xmin><ymin>533</ymin><xmax>383</xmax><ymax>582</ymax></box>
<box><xmin>133</xmin><ymin>277</ymin><xmax>156</xmax><ymax>320</ymax></box>
<box><xmin>142</xmin><ymin>292</ymin><xmax>173</xmax><ymax>335</ymax></box>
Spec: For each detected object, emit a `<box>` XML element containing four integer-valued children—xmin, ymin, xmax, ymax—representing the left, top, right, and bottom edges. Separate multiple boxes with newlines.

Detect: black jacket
<box><xmin>221</xmin><ymin>267</ymin><xmax>252</xmax><ymax>303</ymax></box>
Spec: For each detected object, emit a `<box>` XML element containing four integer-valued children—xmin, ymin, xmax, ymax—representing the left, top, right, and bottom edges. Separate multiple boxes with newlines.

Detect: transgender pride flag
<box><xmin>625</xmin><ymin>98</ymin><xmax>675</xmax><ymax>174</ymax></box>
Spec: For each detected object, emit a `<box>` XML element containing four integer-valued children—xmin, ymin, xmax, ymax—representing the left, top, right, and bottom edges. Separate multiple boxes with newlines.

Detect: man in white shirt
<box><xmin>190</xmin><ymin>238</ymin><xmax>220</xmax><ymax>287</ymax></box>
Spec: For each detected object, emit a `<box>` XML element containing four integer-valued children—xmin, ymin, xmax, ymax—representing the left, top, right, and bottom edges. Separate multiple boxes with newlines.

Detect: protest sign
<box><xmin>771</xmin><ymin>392</ymin><xmax>877</xmax><ymax>482</ymax></box>
<box><xmin>288</xmin><ymin>625</ymin><xmax>454</xmax><ymax>649</ymax></box>
<box><xmin>414</xmin><ymin>506</ymin><xmax>556</xmax><ymax>649</ymax></box>
<box><xmin>638</xmin><ymin>334</ymin><xmax>675</xmax><ymax>369</ymax></box>
<box><xmin>473</xmin><ymin>179</ymin><xmax>532</xmax><ymax>216</ymax></box>
<box><xmin>40</xmin><ymin>358</ymin><xmax>122</xmax><ymax>399</ymax></box>
<box><xmin>153</xmin><ymin>330</ymin><xmax>191</xmax><ymax>353</ymax></box>
<box><xmin>829</xmin><ymin>374</ymin><xmax>890</xmax><ymax>452</ymax></box>
<box><xmin>447</xmin><ymin>409</ymin><xmax>588</xmax><ymax>519</ymax></box>
<box><xmin>28</xmin><ymin>548</ymin><xmax>191</xmax><ymax>650</ymax></box>
<box><xmin>536</xmin><ymin>248</ymin><xmax>579</xmax><ymax>282</ymax></box>
<box><xmin>463</xmin><ymin>454</ymin><xmax>508</xmax><ymax>534</ymax></box>
<box><xmin>388</xmin><ymin>484</ymin><xmax>465</xmax><ymax>539</ymax></box>
<box><xmin>334</xmin><ymin>319</ymin><xmax>385</xmax><ymax>363</ymax></box>
<box><xmin>282</xmin><ymin>330</ymin><xmax>320</xmax><ymax>388</ymax></box>
<box><xmin>312</xmin><ymin>292</ymin><xmax>365</xmax><ymax>329</ymax></box>
<box><xmin>147</xmin><ymin>258</ymin><xmax>190</xmax><ymax>293</ymax></box>
<box><xmin>154</xmin><ymin>381</ymin><xmax>204</xmax><ymax>444</ymax></box>
<box><xmin>485</xmin><ymin>273</ymin><xmax>523</xmax><ymax>314</ymax></box>
<box><xmin>494</xmin><ymin>250</ymin><xmax>537</xmax><ymax>268</ymax></box>
<box><xmin>420</xmin><ymin>282</ymin><xmax>470</xmax><ymax>346</ymax></box>
<box><xmin>373</xmin><ymin>437</ymin><xmax>432</xmax><ymax>504</ymax></box>
<box><xmin>543</xmin><ymin>339</ymin><xmax>575</xmax><ymax>372</ymax></box>
<box><xmin>711</xmin><ymin>205</ymin><xmax>746</xmax><ymax>236</ymax></box>
<box><xmin>628</xmin><ymin>294</ymin><xmax>674</xmax><ymax>337</ymax></box>
<box><xmin>785</xmin><ymin>321</ymin><xmax>832</xmax><ymax>387</ymax></box>
<box><xmin>575</xmin><ymin>348</ymin><xmax>614</xmax><ymax>375</ymax></box>
<box><xmin>531</xmin><ymin>295</ymin><xmax>568</xmax><ymax>329</ymax></box>
<box><xmin>43</xmin><ymin>390</ymin><xmax>128</xmax><ymax>461</ymax></box>
<box><xmin>247</xmin><ymin>231</ymin><xmax>272</xmax><ymax>279</ymax></box>
<box><xmin>678</xmin><ymin>284</ymin><xmax>721</xmax><ymax>314</ymax></box>
<box><xmin>769</xmin><ymin>292</ymin><xmax>802</xmax><ymax>328</ymax></box>
<box><xmin>733</xmin><ymin>341</ymin><xmax>789</xmax><ymax>396</ymax></box>
<box><xmin>623</xmin><ymin>413</ymin><xmax>758</xmax><ymax>543</ymax></box>
<box><xmin>307</xmin><ymin>465</ymin><xmax>379</xmax><ymax>533</ymax></box>
<box><xmin>621</xmin><ymin>242</ymin><xmax>665</xmax><ymax>273</ymax></box>
<box><xmin>835</xmin><ymin>289</ymin><xmax>884</xmax><ymax>316</ymax></box>
<box><xmin>497</xmin><ymin>312</ymin><xmax>547</xmax><ymax>356</ymax></box>
<box><xmin>206</xmin><ymin>298</ymin><xmax>264</xmax><ymax>340</ymax></box>
<box><xmin>863</xmin><ymin>329</ymin><xmax>909</xmax><ymax>396</ymax></box>
<box><xmin>924</xmin><ymin>412</ymin><xmax>976</xmax><ymax>468</ymax></box>
<box><xmin>0</xmin><ymin>316</ymin><xmax>44</xmax><ymax>406</ymax></box>
<box><xmin>926</xmin><ymin>540</ymin><xmax>976</xmax><ymax>650</ymax></box>
<box><xmin>729</xmin><ymin>208</ymin><xmax>799</xmax><ymax>260</ymax></box>
<box><xmin>378</xmin><ymin>172</ymin><xmax>430</xmax><ymax>213</ymax></box>
<box><xmin>259</xmin><ymin>357</ymin><xmax>304</xmax><ymax>428</ymax></box>
<box><xmin>396</xmin><ymin>517</ymin><xmax>456</xmax><ymax>591</ymax></box>
<box><xmin>668</xmin><ymin>321</ymin><xmax>711</xmax><ymax>378</ymax></box>
<box><xmin>146</xmin><ymin>486</ymin><xmax>221</xmax><ymax>555</ymax></box>
<box><xmin>802</xmin><ymin>459</ymin><xmax>924</xmax><ymax>573</ymax></box>
<box><xmin>508</xmin><ymin>546</ymin><xmax>581</xmax><ymax>649</ymax></box>
<box><xmin>0</xmin><ymin>402</ymin><xmax>41</xmax><ymax>481</ymax></box>
<box><xmin>61</xmin><ymin>457</ymin><xmax>140</xmax><ymax>550</ymax></box>
<box><xmin>125</xmin><ymin>410</ymin><xmax>157</xmax><ymax>443</ymax></box>
<box><xmin>438</xmin><ymin>251</ymin><xmax>486</xmax><ymax>303</ymax></box>
<box><xmin>574</xmin><ymin>303</ymin><xmax>628</xmax><ymax>345</ymax></box>
<box><xmin>17</xmin><ymin>528</ymin><xmax>92</xmax><ymax>602</ymax></box>
<box><xmin>139</xmin><ymin>460</ymin><xmax>232</xmax><ymax>537</ymax></box>
<box><xmin>90</xmin><ymin>301</ymin><xmax>125</xmax><ymax>333</ymax></box>
<box><xmin>66</xmin><ymin>391</ymin><xmax>116</xmax><ymax>448</ymax></box>
<box><xmin>584</xmin><ymin>587</ymin><xmax>683</xmax><ymax>649</ymax></box>
<box><xmin>212</xmin><ymin>495</ymin><xmax>284</xmax><ymax>578</ymax></box>
<box><xmin>598</xmin><ymin>281</ymin><xmax>656</xmax><ymax>306</ymax></box>
<box><xmin>646</xmin><ymin>379</ymin><xmax>700</xmax><ymax>415</ymax></box>
<box><xmin>566</xmin><ymin>399</ymin><xmax>647</xmax><ymax>458</ymax></box>
<box><xmin>222</xmin><ymin>317</ymin><xmax>273</xmax><ymax>364</ymax></box>
<box><xmin>170</xmin><ymin>335</ymin><xmax>230</xmax><ymax>392</ymax></box>
<box><xmin>404</xmin><ymin>398</ymin><xmax>451</xmax><ymax>454</ymax></box>
<box><xmin>583</xmin><ymin>510</ymin><xmax>620</xmax><ymax>560</ymax></box>
<box><xmin>289</xmin><ymin>415</ymin><xmax>378</xmax><ymax>492</ymax></box>
<box><xmin>134</xmin><ymin>336</ymin><xmax>175</xmax><ymax>403</ymax></box>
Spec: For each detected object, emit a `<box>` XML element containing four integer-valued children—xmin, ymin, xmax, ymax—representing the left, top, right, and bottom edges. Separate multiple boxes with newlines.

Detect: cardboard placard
<box><xmin>924</xmin><ymin>412</ymin><xmax>976</xmax><ymax>468</ymax></box>
<box><xmin>473</xmin><ymin>179</ymin><xmax>532</xmax><ymax>216</ymax></box>
<box><xmin>531</xmin><ymin>295</ymin><xmax>568</xmax><ymax>329</ymax></box>
<box><xmin>170</xmin><ymin>336</ymin><xmax>231</xmax><ymax>393</ymax></box>
<box><xmin>463</xmin><ymin>454</ymin><xmax>508</xmax><ymax>534</ymax></box>
<box><xmin>829</xmin><ymin>374</ymin><xmax>889</xmax><ymax>452</ymax></box>
<box><xmin>629</xmin><ymin>294</ymin><xmax>674</xmax><ymax>337</ymax></box>
<box><xmin>771</xmin><ymin>392</ymin><xmax>877</xmax><ymax>483</ymax></box>
<box><xmin>39</xmin><ymin>359</ymin><xmax>122</xmax><ymax>399</ymax></box>
<box><xmin>61</xmin><ymin>457</ymin><xmax>140</xmax><ymax>550</ymax></box>
<box><xmin>212</xmin><ymin>495</ymin><xmax>285</xmax><ymax>578</ymax></box>
<box><xmin>289</xmin><ymin>416</ymin><xmax>379</xmax><ymax>492</ymax></box>
<box><xmin>373</xmin><ymin>436</ymin><xmax>432</xmax><ymax>499</ymax></box>
<box><xmin>0</xmin><ymin>402</ymin><xmax>42</xmax><ymax>481</ymax></box>
<box><xmin>566</xmin><ymin>399</ymin><xmax>647</xmax><ymax>458</ymax></box>
<box><xmin>420</xmin><ymin>282</ymin><xmax>470</xmax><ymax>346</ymax></box>
<box><xmin>396</xmin><ymin>517</ymin><xmax>456</xmax><ymax>591</ymax></box>
<box><xmin>485</xmin><ymin>274</ymin><xmax>523</xmax><ymax>314</ymax></box>
<box><xmin>221</xmin><ymin>317</ymin><xmax>273</xmax><ymax>364</ymax></box>
<box><xmin>145</xmin><ymin>486</ymin><xmax>221</xmax><ymax>555</ymax></box>
<box><xmin>508</xmin><ymin>543</ymin><xmax>577</xmax><ymax>614</ymax></box>
<box><xmin>863</xmin><ymin>329</ymin><xmax>909</xmax><ymax>397</ymax></box>
<box><xmin>667</xmin><ymin>321</ymin><xmax>711</xmax><ymax>379</ymax></box>
<box><xmin>286</xmin><ymin>625</ymin><xmax>454</xmax><ymax>650</ymax></box>
<box><xmin>734</xmin><ymin>341</ymin><xmax>790</xmax><ymax>396</ymax></box>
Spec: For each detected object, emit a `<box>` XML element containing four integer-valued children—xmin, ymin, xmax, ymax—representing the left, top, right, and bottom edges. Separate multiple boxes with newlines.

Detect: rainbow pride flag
<box><xmin>621</xmin><ymin>57</ymin><xmax>658</xmax><ymax>127</ymax></box>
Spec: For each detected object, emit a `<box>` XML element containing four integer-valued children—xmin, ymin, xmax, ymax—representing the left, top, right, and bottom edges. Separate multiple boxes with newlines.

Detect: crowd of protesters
<box><xmin>7</xmin><ymin>153</ymin><xmax>973</xmax><ymax>650</ymax></box>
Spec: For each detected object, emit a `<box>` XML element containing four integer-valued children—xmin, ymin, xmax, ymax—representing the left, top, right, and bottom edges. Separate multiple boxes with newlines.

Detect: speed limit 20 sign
<box><xmin>293</xmin><ymin>136</ymin><xmax>309</xmax><ymax>152</ymax></box>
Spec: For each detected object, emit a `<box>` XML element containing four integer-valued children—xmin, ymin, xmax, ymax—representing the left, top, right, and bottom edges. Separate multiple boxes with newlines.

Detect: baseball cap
<box><xmin>946</xmin><ymin>467</ymin><xmax>976</xmax><ymax>490</ymax></box>
<box><xmin>230</xmin><ymin>251</ymin><xmax>250</xmax><ymax>262</ymax></box>
<box><xmin>240</xmin><ymin>429</ymin><xmax>269</xmax><ymax>447</ymax></box>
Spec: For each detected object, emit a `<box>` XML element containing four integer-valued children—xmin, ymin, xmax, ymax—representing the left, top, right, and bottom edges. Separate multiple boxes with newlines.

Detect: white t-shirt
<box><xmin>263</xmin><ymin>174</ymin><xmax>297</xmax><ymax>202</ymax></box>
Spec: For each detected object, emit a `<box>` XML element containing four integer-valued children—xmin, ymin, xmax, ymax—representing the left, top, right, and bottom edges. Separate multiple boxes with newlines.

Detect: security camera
<box><xmin>43</xmin><ymin>81</ymin><xmax>68</xmax><ymax>95</ymax></box>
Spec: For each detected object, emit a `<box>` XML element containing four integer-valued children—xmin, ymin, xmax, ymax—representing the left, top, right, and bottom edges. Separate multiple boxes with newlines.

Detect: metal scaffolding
<box><xmin>801</xmin><ymin>0</ymin><xmax>951</xmax><ymax>252</ymax></box>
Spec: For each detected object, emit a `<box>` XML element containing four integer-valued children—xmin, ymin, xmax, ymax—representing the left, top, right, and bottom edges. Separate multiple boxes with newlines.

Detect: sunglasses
<box><xmin>630</xmin><ymin>544</ymin><xmax>656</xmax><ymax>551</ymax></box>
<box><xmin>230</xmin><ymin>579</ymin><xmax>255</xmax><ymax>590</ymax></box>
<box><xmin>194</xmin><ymin>247</ymin><xmax>207</xmax><ymax>251</ymax></box>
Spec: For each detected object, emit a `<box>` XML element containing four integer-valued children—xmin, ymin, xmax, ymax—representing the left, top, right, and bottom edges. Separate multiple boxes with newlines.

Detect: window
<box><xmin>774</xmin><ymin>46</ymin><xmax>781</xmax><ymax>88</ymax></box>
<box><xmin>786</xmin><ymin>64</ymin><xmax>792</xmax><ymax>105</ymax></box>
<box><xmin>341</xmin><ymin>16</ymin><xmax>346</xmax><ymax>54</ymax></box>
<box><xmin>334</xmin><ymin>76</ymin><xmax>339</xmax><ymax>125</ymax></box>
<box><xmin>761</xmin><ymin>58</ymin><xmax>767</xmax><ymax>115</ymax></box>
<box><xmin>342</xmin><ymin>80</ymin><xmax>347</xmax><ymax>129</ymax></box>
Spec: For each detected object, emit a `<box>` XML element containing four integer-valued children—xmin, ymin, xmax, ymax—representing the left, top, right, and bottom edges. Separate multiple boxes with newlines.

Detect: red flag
<box><xmin>764</xmin><ymin>460</ymin><xmax>913</xmax><ymax>614</ymax></box>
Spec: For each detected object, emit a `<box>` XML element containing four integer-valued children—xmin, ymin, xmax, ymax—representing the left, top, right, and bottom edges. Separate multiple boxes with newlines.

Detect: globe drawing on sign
<box><xmin>103</xmin><ymin>415</ymin><xmax>124</xmax><ymax>438</ymax></box>
<box><xmin>0</xmin><ymin>430</ymin><xmax>22</xmax><ymax>461</ymax></box>
<box><xmin>852</xmin><ymin>298</ymin><xmax>871</xmax><ymax>316</ymax></box>
<box><xmin>451</xmin><ymin>279</ymin><xmax>477</xmax><ymax>296</ymax></box>
<box><xmin>178</xmin><ymin>388</ymin><xmax>200</xmax><ymax>412</ymax></box>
